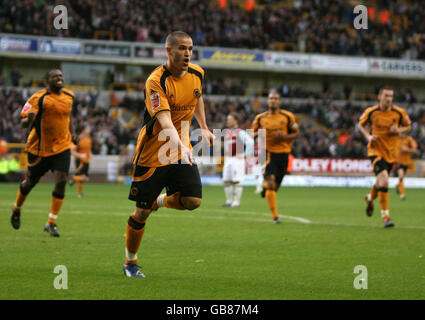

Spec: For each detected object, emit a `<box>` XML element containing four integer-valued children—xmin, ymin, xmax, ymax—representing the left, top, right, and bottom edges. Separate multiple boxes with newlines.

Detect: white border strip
<box><xmin>201</xmin><ymin>175</ymin><xmax>425</xmax><ymax>188</ymax></box>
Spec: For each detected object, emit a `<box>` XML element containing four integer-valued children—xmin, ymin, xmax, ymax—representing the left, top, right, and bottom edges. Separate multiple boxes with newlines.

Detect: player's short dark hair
<box><xmin>379</xmin><ymin>85</ymin><xmax>394</xmax><ymax>94</ymax></box>
<box><xmin>44</xmin><ymin>69</ymin><xmax>61</xmax><ymax>81</ymax></box>
<box><xmin>165</xmin><ymin>31</ymin><xmax>191</xmax><ymax>47</ymax></box>
<box><xmin>268</xmin><ymin>89</ymin><xmax>280</xmax><ymax>97</ymax></box>
<box><xmin>228</xmin><ymin>112</ymin><xmax>239</xmax><ymax>122</ymax></box>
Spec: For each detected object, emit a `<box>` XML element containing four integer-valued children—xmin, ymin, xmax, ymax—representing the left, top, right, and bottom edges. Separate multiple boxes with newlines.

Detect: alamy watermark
<box><xmin>53</xmin><ymin>265</ymin><xmax>68</xmax><ymax>289</ymax></box>
<box><xmin>353</xmin><ymin>265</ymin><xmax>368</xmax><ymax>290</ymax></box>
<box><xmin>53</xmin><ymin>5</ymin><xmax>68</xmax><ymax>30</ymax></box>
<box><xmin>353</xmin><ymin>5</ymin><xmax>368</xmax><ymax>30</ymax></box>
<box><xmin>156</xmin><ymin>123</ymin><xmax>266</xmax><ymax>166</ymax></box>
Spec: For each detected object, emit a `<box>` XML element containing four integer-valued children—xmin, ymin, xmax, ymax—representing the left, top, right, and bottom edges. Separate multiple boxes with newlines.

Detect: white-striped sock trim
<box><xmin>125</xmin><ymin>248</ymin><xmax>137</xmax><ymax>262</ymax></box>
<box><xmin>49</xmin><ymin>213</ymin><xmax>58</xmax><ymax>221</ymax></box>
<box><xmin>381</xmin><ymin>210</ymin><xmax>389</xmax><ymax>218</ymax></box>
<box><xmin>157</xmin><ymin>194</ymin><xmax>166</xmax><ymax>208</ymax></box>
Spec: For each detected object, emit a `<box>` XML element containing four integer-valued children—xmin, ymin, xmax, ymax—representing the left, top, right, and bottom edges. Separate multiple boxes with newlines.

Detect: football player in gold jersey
<box><xmin>359</xmin><ymin>86</ymin><xmax>411</xmax><ymax>227</ymax></box>
<box><xmin>10</xmin><ymin>69</ymin><xmax>77</xmax><ymax>237</ymax></box>
<box><xmin>123</xmin><ymin>31</ymin><xmax>215</xmax><ymax>278</ymax></box>
<box><xmin>395</xmin><ymin>133</ymin><xmax>418</xmax><ymax>200</ymax></box>
<box><xmin>252</xmin><ymin>91</ymin><xmax>299</xmax><ymax>224</ymax></box>
<box><xmin>69</xmin><ymin>126</ymin><xmax>92</xmax><ymax>198</ymax></box>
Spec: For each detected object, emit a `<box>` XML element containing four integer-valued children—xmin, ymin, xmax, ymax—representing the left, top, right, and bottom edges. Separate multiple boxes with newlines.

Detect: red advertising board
<box><xmin>292</xmin><ymin>158</ymin><xmax>373</xmax><ymax>173</ymax></box>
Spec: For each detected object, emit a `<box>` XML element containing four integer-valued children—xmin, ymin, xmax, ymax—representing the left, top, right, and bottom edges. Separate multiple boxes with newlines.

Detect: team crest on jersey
<box><xmin>150</xmin><ymin>91</ymin><xmax>160</xmax><ymax>111</ymax></box>
<box><xmin>193</xmin><ymin>88</ymin><xmax>201</xmax><ymax>98</ymax></box>
<box><xmin>22</xmin><ymin>102</ymin><xmax>32</xmax><ymax>113</ymax></box>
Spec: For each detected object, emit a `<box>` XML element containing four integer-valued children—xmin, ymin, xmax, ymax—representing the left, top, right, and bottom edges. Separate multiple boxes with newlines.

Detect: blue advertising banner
<box><xmin>202</xmin><ymin>49</ymin><xmax>264</xmax><ymax>66</ymax></box>
<box><xmin>40</xmin><ymin>39</ymin><xmax>81</xmax><ymax>54</ymax></box>
<box><xmin>0</xmin><ymin>36</ymin><xmax>38</xmax><ymax>52</ymax></box>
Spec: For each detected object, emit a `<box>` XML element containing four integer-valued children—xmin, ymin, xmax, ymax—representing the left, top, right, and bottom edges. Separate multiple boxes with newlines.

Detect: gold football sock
<box><xmin>47</xmin><ymin>194</ymin><xmax>64</xmax><ymax>224</ymax></box>
<box><xmin>265</xmin><ymin>189</ymin><xmax>279</xmax><ymax>219</ymax></box>
<box><xmin>125</xmin><ymin>213</ymin><xmax>146</xmax><ymax>265</ymax></box>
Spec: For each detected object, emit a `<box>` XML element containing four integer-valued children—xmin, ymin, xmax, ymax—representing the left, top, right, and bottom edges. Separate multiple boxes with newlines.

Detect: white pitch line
<box><xmin>195</xmin><ymin>208</ymin><xmax>312</xmax><ymax>224</ymax></box>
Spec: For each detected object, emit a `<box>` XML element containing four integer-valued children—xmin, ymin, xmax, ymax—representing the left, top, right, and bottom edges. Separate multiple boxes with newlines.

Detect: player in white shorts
<box><xmin>222</xmin><ymin>112</ymin><xmax>254</xmax><ymax>207</ymax></box>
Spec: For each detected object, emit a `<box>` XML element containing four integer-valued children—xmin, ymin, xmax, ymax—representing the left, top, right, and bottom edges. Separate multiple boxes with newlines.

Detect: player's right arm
<box><xmin>145</xmin><ymin>75</ymin><xmax>192</xmax><ymax>165</ymax></box>
<box><xmin>251</xmin><ymin>114</ymin><xmax>261</xmax><ymax>139</ymax></box>
<box><xmin>20</xmin><ymin>94</ymin><xmax>40</xmax><ymax>128</ymax></box>
<box><xmin>156</xmin><ymin>111</ymin><xmax>193</xmax><ymax>165</ymax></box>
<box><xmin>401</xmin><ymin>138</ymin><xmax>419</xmax><ymax>155</ymax></box>
<box><xmin>21</xmin><ymin>113</ymin><xmax>35</xmax><ymax>128</ymax></box>
<box><xmin>358</xmin><ymin>108</ymin><xmax>377</xmax><ymax>144</ymax></box>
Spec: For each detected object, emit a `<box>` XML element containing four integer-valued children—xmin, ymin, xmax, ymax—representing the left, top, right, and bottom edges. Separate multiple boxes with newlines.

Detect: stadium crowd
<box><xmin>1</xmin><ymin>0</ymin><xmax>425</xmax><ymax>59</ymax></box>
<box><xmin>1</xmin><ymin>87</ymin><xmax>424</xmax><ymax>161</ymax></box>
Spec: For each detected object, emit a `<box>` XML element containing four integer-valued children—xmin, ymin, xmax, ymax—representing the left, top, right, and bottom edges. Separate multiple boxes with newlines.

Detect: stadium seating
<box><xmin>1</xmin><ymin>0</ymin><xmax>425</xmax><ymax>58</ymax></box>
<box><xmin>1</xmin><ymin>87</ymin><xmax>423</xmax><ymax>160</ymax></box>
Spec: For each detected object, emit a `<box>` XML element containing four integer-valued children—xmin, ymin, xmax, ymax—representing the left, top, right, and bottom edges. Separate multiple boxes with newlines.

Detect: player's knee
<box><xmin>181</xmin><ymin>197</ymin><xmax>202</xmax><ymax>210</ymax></box>
<box><xmin>20</xmin><ymin>177</ymin><xmax>39</xmax><ymax>194</ymax></box>
<box><xmin>54</xmin><ymin>180</ymin><xmax>67</xmax><ymax>194</ymax></box>
<box><xmin>52</xmin><ymin>190</ymin><xmax>65</xmax><ymax>199</ymax></box>
<box><xmin>380</xmin><ymin>176</ymin><xmax>389</xmax><ymax>187</ymax></box>
<box><xmin>133</xmin><ymin>208</ymin><xmax>151</xmax><ymax>222</ymax></box>
<box><xmin>266</xmin><ymin>180</ymin><xmax>276</xmax><ymax>190</ymax></box>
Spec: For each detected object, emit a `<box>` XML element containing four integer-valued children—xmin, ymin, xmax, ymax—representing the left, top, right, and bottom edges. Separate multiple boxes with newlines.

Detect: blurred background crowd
<box><xmin>1</xmin><ymin>86</ymin><xmax>424</xmax><ymax>160</ymax></box>
<box><xmin>1</xmin><ymin>0</ymin><xmax>424</xmax><ymax>162</ymax></box>
<box><xmin>1</xmin><ymin>0</ymin><xmax>425</xmax><ymax>59</ymax></box>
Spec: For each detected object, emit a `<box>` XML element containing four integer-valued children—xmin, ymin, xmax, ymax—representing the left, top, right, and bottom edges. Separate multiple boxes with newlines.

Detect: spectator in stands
<box><xmin>10</xmin><ymin>67</ymin><xmax>22</xmax><ymax>87</ymax></box>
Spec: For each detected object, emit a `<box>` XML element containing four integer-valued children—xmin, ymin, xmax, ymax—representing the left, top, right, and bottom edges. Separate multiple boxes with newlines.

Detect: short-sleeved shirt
<box><xmin>76</xmin><ymin>136</ymin><xmax>92</xmax><ymax>164</ymax></box>
<box><xmin>21</xmin><ymin>88</ymin><xmax>74</xmax><ymax>157</ymax></box>
<box><xmin>397</xmin><ymin>136</ymin><xmax>416</xmax><ymax>166</ymax></box>
<box><xmin>359</xmin><ymin>105</ymin><xmax>411</xmax><ymax>163</ymax></box>
<box><xmin>133</xmin><ymin>63</ymin><xmax>204</xmax><ymax>167</ymax></box>
<box><xmin>252</xmin><ymin>109</ymin><xmax>298</xmax><ymax>153</ymax></box>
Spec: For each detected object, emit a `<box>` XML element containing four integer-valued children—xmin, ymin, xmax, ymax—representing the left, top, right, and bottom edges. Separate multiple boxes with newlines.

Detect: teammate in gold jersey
<box><xmin>252</xmin><ymin>91</ymin><xmax>299</xmax><ymax>224</ymax></box>
<box><xmin>395</xmin><ymin>133</ymin><xmax>418</xmax><ymax>200</ymax></box>
<box><xmin>359</xmin><ymin>86</ymin><xmax>411</xmax><ymax>227</ymax></box>
<box><xmin>69</xmin><ymin>126</ymin><xmax>92</xmax><ymax>198</ymax></box>
<box><xmin>10</xmin><ymin>69</ymin><xmax>77</xmax><ymax>237</ymax></box>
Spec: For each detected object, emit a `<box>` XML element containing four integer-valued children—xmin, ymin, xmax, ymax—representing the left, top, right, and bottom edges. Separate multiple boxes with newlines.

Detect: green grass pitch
<box><xmin>1</xmin><ymin>182</ymin><xmax>425</xmax><ymax>300</ymax></box>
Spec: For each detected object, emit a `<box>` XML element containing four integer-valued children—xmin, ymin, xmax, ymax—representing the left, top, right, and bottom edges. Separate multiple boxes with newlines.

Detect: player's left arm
<box><xmin>402</xmin><ymin>138</ymin><xmax>419</xmax><ymax>155</ymax></box>
<box><xmin>69</xmin><ymin>97</ymin><xmax>78</xmax><ymax>144</ymax></box>
<box><xmin>278</xmin><ymin>116</ymin><xmax>299</xmax><ymax>141</ymax></box>
<box><xmin>194</xmin><ymin>96</ymin><xmax>215</xmax><ymax>146</ymax></box>
<box><xmin>283</xmin><ymin>124</ymin><xmax>300</xmax><ymax>140</ymax></box>
<box><xmin>391</xmin><ymin>124</ymin><xmax>411</xmax><ymax>135</ymax></box>
<box><xmin>390</xmin><ymin>110</ymin><xmax>411</xmax><ymax>135</ymax></box>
